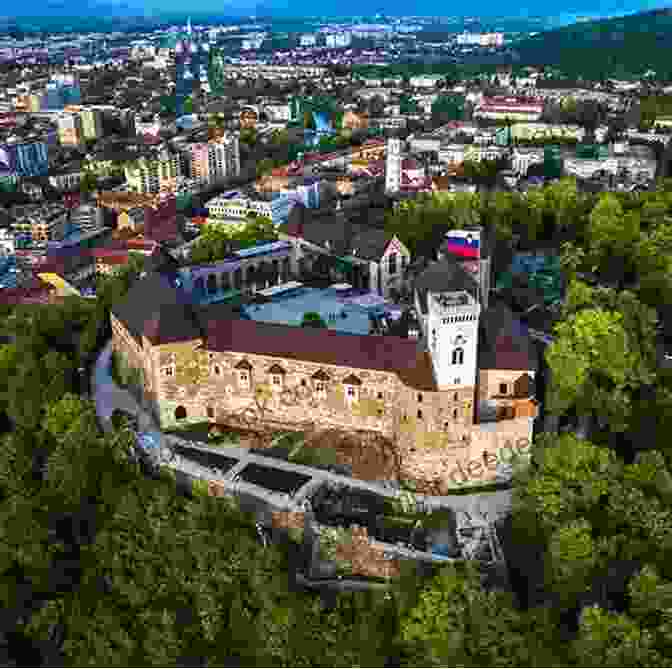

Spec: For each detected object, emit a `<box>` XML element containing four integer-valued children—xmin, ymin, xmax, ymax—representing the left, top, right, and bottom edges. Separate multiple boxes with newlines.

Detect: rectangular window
<box><xmin>213</xmin><ymin>365</ymin><xmax>221</xmax><ymax>376</ymax></box>
<box><xmin>388</xmin><ymin>252</ymin><xmax>397</xmax><ymax>275</ymax></box>
<box><xmin>239</xmin><ymin>371</ymin><xmax>249</xmax><ymax>386</ymax></box>
<box><xmin>417</xmin><ymin>409</ymin><xmax>423</xmax><ymax>419</ymax></box>
<box><xmin>163</xmin><ymin>366</ymin><xmax>173</xmax><ymax>377</ymax></box>
<box><xmin>417</xmin><ymin>393</ymin><xmax>423</xmax><ymax>403</ymax></box>
<box><xmin>499</xmin><ymin>383</ymin><xmax>508</xmax><ymax>395</ymax></box>
<box><xmin>347</xmin><ymin>386</ymin><xmax>356</xmax><ymax>398</ymax></box>
<box><xmin>454</xmin><ymin>378</ymin><xmax>461</xmax><ymax>385</ymax></box>
<box><xmin>207</xmin><ymin>407</ymin><xmax>214</xmax><ymax>418</ymax></box>
<box><xmin>377</xmin><ymin>391</ymin><xmax>384</xmax><ymax>400</ymax></box>
<box><xmin>272</xmin><ymin>375</ymin><xmax>282</xmax><ymax>386</ymax></box>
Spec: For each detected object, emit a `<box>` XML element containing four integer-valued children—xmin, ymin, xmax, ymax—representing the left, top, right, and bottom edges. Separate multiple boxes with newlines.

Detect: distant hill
<box><xmin>513</xmin><ymin>7</ymin><xmax>672</xmax><ymax>80</ymax></box>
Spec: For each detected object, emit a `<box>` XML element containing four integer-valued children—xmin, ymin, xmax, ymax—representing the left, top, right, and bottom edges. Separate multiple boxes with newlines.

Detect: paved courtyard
<box><xmin>242</xmin><ymin>286</ymin><xmax>392</xmax><ymax>335</ymax></box>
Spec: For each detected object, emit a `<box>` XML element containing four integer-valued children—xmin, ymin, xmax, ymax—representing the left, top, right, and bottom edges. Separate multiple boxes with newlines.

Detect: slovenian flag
<box><xmin>445</xmin><ymin>230</ymin><xmax>480</xmax><ymax>260</ymax></box>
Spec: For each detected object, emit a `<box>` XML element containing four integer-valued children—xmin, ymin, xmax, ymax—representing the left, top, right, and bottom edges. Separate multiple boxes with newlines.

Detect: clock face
<box><xmin>454</xmin><ymin>334</ymin><xmax>466</xmax><ymax>346</ymax></box>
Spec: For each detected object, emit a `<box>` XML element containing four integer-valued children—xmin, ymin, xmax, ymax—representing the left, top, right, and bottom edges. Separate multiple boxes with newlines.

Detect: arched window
<box><xmin>451</xmin><ymin>348</ymin><xmax>464</xmax><ymax>365</ymax></box>
<box><xmin>175</xmin><ymin>406</ymin><xmax>187</xmax><ymax>420</ymax></box>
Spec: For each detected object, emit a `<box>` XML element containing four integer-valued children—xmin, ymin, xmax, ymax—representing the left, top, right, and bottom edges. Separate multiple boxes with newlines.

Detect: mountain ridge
<box><xmin>513</xmin><ymin>6</ymin><xmax>672</xmax><ymax>79</ymax></box>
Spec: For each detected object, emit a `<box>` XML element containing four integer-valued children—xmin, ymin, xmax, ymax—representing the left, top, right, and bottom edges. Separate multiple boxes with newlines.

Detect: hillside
<box><xmin>513</xmin><ymin>7</ymin><xmax>672</xmax><ymax>80</ymax></box>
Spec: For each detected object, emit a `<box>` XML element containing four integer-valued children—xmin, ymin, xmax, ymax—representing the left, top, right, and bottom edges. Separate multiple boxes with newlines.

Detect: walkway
<box><xmin>92</xmin><ymin>339</ymin><xmax>513</xmax><ymax>527</ymax></box>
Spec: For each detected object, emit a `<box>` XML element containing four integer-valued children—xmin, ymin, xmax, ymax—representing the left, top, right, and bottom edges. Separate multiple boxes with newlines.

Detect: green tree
<box><xmin>301</xmin><ymin>311</ymin><xmax>326</xmax><ymax>328</ymax></box>
<box><xmin>397</xmin><ymin>562</ymin><xmax>564</xmax><ymax>666</ymax></box>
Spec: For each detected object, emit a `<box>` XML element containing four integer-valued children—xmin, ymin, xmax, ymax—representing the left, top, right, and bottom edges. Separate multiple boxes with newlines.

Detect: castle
<box><xmin>111</xmin><ymin>245</ymin><xmax>537</xmax><ymax>492</ymax></box>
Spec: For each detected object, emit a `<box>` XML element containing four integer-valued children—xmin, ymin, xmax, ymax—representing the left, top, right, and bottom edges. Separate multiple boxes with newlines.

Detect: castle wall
<box><xmin>110</xmin><ymin>317</ymin><xmax>536</xmax><ymax>491</ymax></box>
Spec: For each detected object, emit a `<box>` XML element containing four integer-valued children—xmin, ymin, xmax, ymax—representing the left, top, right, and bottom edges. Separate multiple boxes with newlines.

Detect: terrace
<box><xmin>241</xmin><ymin>283</ymin><xmax>395</xmax><ymax>336</ymax></box>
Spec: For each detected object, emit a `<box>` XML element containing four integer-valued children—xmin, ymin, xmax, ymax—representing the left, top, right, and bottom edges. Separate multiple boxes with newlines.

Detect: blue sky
<box><xmin>8</xmin><ymin>0</ymin><xmax>669</xmax><ymax>18</ymax></box>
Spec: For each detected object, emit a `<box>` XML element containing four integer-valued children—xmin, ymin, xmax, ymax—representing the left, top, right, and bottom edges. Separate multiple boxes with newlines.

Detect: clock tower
<box><xmin>426</xmin><ymin>289</ymin><xmax>480</xmax><ymax>390</ymax></box>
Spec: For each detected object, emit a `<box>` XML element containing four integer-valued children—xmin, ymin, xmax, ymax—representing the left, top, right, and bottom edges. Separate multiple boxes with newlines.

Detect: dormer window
<box><xmin>235</xmin><ymin>359</ymin><xmax>253</xmax><ymax>388</ymax></box>
<box><xmin>267</xmin><ymin>363</ymin><xmax>285</xmax><ymax>387</ymax></box>
<box><xmin>342</xmin><ymin>373</ymin><xmax>362</xmax><ymax>403</ymax></box>
<box><xmin>163</xmin><ymin>366</ymin><xmax>174</xmax><ymax>377</ymax></box>
<box><xmin>451</xmin><ymin>348</ymin><xmax>464</xmax><ymax>365</ymax></box>
<box><xmin>312</xmin><ymin>369</ymin><xmax>330</xmax><ymax>398</ymax></box>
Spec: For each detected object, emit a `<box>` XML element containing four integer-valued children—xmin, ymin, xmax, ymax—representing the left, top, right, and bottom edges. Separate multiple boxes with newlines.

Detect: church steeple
<box><xmin>186</xmin><ymin>16</ymin><xmax>192</xmax><ymax>37</ymax></box>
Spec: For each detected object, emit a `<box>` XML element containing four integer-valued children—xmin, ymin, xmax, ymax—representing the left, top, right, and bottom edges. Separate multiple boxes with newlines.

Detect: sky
<box><xmin>5</xmin><ymin>0</ymin><xmax>669</xmax><ymax>19</ymax></box>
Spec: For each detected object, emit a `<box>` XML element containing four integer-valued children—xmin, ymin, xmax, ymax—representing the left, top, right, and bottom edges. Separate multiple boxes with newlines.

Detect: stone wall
<box><xmin>397</xmin><ymin>416</ymin><xmax>534</xmax><ymax>494</ymax></box>
<box><xmin>152</xmin><ymin>341</ymin><xmax>402</xmax><ymax>433</ymax></box>
<box><xmin>335</xmin><ymin>525</ymin><xmax>402</xmax><ymax>579</ymax></box>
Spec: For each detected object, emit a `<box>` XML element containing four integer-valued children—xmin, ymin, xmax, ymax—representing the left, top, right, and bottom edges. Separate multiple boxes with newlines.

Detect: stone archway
<box><xmin>175</xmin><ymin>406</ymin><xmax>187</xmax><ymax>421</ymax></box>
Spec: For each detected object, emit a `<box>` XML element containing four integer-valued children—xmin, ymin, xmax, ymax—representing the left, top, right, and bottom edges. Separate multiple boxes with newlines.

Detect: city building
<box><xmin>110</xmin><ymin>247</ymin><xmax>536</xmax><ymax>492</ymax></box>
<box><xmin>48</xmin><ymin>168</ymin><xmax>83</xmax><ymax>192</ymax></box>
<box><xmin>456</xmin><ymin>32</ymin><xmax>504</xmax><ymax>47</ymax></box>
<box><xmin>79</xmin><ymin>108</ymin><xmax>104</xmax><ymax>141</ymax></box>
<box><xmin>57</xmin><ymin>112</ymin><xmax>84</xmax><ymax>147</ymax></box>
<box><xmin>325</xmin><ymin>32</ymin><xmax>352</xmax><ymax>48</ymax></box>
<box><xmin>474</xmin><ymin>96</ymin><xmax>544</xmax><ymax>122</ymax></box>
<box><xmin>205</xmin><ymin>192</ymin><xmax>273</xmax><ymax>222</ymax></box>
<box><xmin>409</xmin><ymin>74</ymin><xmax>445</xmax><ymax>89</ymax></box>
<box><xmin>0</xmin><ymin>140</ymin><xmax>49</xmax><ymax>177</ymax></box>
<box><xmin>125</xmin><ymin>149</ymin><xmax>183</xmax><ymax>194</ymax></box>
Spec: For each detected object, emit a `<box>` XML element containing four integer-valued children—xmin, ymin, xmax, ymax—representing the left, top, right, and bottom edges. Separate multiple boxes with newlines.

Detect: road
<box><xmin>92</xmin><ymin>341</ymin><xmax>161</xmax><ymax>435</ymax></box>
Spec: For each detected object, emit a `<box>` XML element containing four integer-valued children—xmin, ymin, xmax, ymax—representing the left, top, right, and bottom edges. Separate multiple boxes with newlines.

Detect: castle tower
<box><xmin>425</xmin><ymin>288</ymin><xmax>481</xmax><ymax>391</ymax></box>
<box><xmin>385</xmin><ymin>137</ymin><xmax>402</xmax><ymax>194</ymax></box>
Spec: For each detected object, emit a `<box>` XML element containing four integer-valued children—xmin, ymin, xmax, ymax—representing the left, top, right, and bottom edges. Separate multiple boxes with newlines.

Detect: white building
<box><xmin>300</xmin><ymin>34</ymin><xmax>317</xmax><ymax>47</ymax></box>
<box><xmin>325</xmin><ymin>32</ymin><xmax>352</xmax><ymax>48</ymax></box>
<box><xmin>48</xmin><ymin>170</ymin><xmax>83</xmax><ymax>192</ymax></box>
<box><xmin>205</xmin><ymin>193</ymin><xmax>273</xmax><ymax>221</ymax></box>
<box><xmin>438</xmin><ymin>144</ymin><xmax>507</xmax><ymax>166</ymax></box>
<box><xmin>409</xmin><ymin>74</ymin><xmax>445</xmax><ymax>89</ymax></box>
<box><xmin>511</xmin><ymin>148</ymin><xmax>545</xmax><ymax>176</ymax></box>
<box><xmin>263</xmin><ymin>104</ymin><xmax>291</xmax><ymax>122</ymax></box>
<box><xmin>385</xmin><ymin>137</ymin><xmax>402</xmax><ymax>194</ymax></box>
<box><xmin>416</xmin><ymin>276</ymin><xmax>481</xmax><ymax>391</ymax></box>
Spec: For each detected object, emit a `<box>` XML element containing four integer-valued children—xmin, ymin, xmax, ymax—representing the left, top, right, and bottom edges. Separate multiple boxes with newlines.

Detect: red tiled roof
<box><xmin>97</xmin><ymin>254</ymin><xmax>129</xmax><ymax>266</ymax></box>
<box><xmin>200</xmin><ymin>318</ymin><xmax>431</xmax><ymax>383</ymax></box>
<box><xmin>93</xmin><ymin>249</ymin><xmax>129</xmax><ymax>261</ymax></box>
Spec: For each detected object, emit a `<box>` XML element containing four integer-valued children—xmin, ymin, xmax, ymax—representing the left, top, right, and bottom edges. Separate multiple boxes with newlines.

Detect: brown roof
<box><xmin>203</xmin><ymin>319</ymin><xmax>427</xmax><ymax>382</ymax></box>
<box><xmin>395</xmin><ymin>350</ymin><xmax>438</xmax><ymax>392</ymax></box>
<box><xmin>267</xmin><ymin>363</ymin><xmax>286</xmax><ymax>375</ymax></box>
<box><xmin>342</xmin><ymin>373</ymin><xmax>362</xmax><ymax>386</ymax></box>
<box><xmin>234</xmin><ymin>358</ymin><xmax>253</xmax><ymax>370</ymax></box>
<box><xmin>312</xmin><ymin>369</ymin><xmax>331</xmax><ymax>381</ymax></box>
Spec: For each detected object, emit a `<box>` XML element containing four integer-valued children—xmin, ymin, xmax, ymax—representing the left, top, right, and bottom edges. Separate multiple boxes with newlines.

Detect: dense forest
<box><xmin>4</xmin><ymin>178</ymin><xmax>672</xmax><ymax>664</ymax></box>
<box><xmin>513</xmin><ymin>8</ymin><xmax>672</xmax><ymax>81</ymax></box>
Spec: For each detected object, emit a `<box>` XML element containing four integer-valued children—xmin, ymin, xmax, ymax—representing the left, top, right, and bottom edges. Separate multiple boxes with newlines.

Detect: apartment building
<box><xmin>125</xmin><ymin>149</ymin><xmax>182</xmax><ymax>194</ymax></box>
<box><xmin>57</xmin><ymin>112</ymin><xmax>84</xmax><ymax>147</ymax></box>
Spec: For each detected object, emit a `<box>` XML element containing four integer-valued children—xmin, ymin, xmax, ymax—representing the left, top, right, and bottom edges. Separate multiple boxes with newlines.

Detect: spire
<box><xmin>186</xmin><ymin>17</ymin><xmax>192</xmax><ymax>36</ymax></box>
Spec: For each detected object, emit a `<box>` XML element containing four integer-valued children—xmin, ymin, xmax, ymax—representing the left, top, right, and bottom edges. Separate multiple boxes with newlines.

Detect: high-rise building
<box><xmin>2</xmin><ymin>141</ymin><xmax>50</xmax><ymax>177</ymax></box>
<box><xmin>57</xmin><ymin>113</ymin><xmax>84</xmax><ymax>147</ymax></box>
<box><xmin>174</xmin><ymin>19</ymin><xmax>209</xmax><ymax>117</ymax></box>
<box><xmin>207</xmin><ymin>48</ymin><xmax>226</xmax><ymax>97</ymax></box>
<box><xmin>187</xmin><ymin>134</ymin><xmax>241</xmax><ymax>185</ymax></box>
<box><xmin>80</xmin><ymin>108</ymin><xmax>103</xmax><ymax>141</ymax></box>
<box><xmin>125</xmin><ymin>149</ymin><xmax>182</xmax><ymax>194</ymax></box>
<box><xmin>385</xmin><ymin>137</ymin><xmax>402</xmax><ymax>193</ymax></box>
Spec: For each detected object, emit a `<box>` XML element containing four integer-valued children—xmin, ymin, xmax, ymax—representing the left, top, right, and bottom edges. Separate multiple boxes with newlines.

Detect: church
<box><xmin>110</xmin><ymin>243</ymin><xmax>538</xmax><ymax>492</ymax></box>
